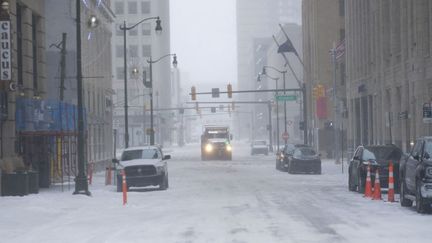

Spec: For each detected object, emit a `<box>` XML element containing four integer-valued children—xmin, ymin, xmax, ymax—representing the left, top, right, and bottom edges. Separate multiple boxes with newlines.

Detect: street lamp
<box><xmin>258</xmin><ymin>72</ymin><xmax>280</xmax><ymax>151</ymax></box>
<box><xmin>147</xmin><ymin>54</ymin><xmax>177</xmax><ymax>145</ymax></box>
<box><xmin>73</xmin><ymin>0</ymin><xmax>92</xmax><ymax>196</ymax></box>
<box><xmin>262</xmin><ymin>66</ymin><xmax>289</xmax><ymax>145</ymax></box>
<box><xmin>120</xmin><ymin>16</ymin><xmax>162</xmax><ymax>148</ymax></box>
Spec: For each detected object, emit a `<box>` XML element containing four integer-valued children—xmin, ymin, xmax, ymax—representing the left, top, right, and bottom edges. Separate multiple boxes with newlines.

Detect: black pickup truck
<box><xmin>399</xmin><ymin>137</ymin><xmax>432</xmax><ymax>213</ymax></box>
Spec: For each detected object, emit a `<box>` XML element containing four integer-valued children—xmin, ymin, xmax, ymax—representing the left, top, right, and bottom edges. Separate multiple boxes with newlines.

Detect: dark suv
<box><xmin>276</xmin><ymin>144</ymin><xmax>308</xmax><ymax>171</ymax></box>
<box><xmin>399</xmin><ymin>137</ymin><xmax>432</xmax><ymax>213</ymax></box>
<box><xmin>348</xmin><ymin>144</ymin><xmax>402</xmax><ymax>193</ymax></box>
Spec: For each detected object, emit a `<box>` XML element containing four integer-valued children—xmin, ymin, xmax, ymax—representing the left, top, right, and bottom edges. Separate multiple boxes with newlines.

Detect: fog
<box><xmin>170</xmin><ymin>0</ymin><xmax>237</xmax><ymax>91</ymax></box>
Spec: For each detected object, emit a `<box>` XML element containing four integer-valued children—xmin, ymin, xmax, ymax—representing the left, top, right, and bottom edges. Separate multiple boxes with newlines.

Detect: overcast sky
<box><xmin>170</xmin><ymin>0</ymin><xmax>237</xmax><ymax>91</ymax></box>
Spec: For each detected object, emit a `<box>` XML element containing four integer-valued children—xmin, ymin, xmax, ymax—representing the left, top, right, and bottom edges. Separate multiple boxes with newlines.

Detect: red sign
<box><xmin>282</xmin><ymin>132</ymin><xmax>289</xmax><ymax>140</ymax></box>
<box><xmin>316</xmin><ymin>97</ymin><xmax>327</xmax><ymax>119</ymax></box>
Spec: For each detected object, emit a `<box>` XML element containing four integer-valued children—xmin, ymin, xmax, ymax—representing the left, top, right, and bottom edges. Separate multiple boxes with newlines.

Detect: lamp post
<box><xmin>147</xmin><ymin>54</ymin><xmax>177</xmax><ymax>145</ymax></box>
<box><xmin>120</xmin><ymin>16</ymin><xmax>162</xmax><ymax>148</ymax></box>
<box><xmin>73</xmin><ymin>0</ymin><xmax>90</xmax><ymax>195</ymax></box>
<box><xmin>262</xmin><ymin>66</ymin><xmax>288</xmax><ymax>145</ymax></box>
<box><xmin>258</xmin><ymin>73</ymin><xmax>280</xmax><ymax>151</ymax></box>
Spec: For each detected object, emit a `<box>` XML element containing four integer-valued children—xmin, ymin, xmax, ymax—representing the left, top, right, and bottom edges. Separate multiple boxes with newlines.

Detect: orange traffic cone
<box><xmin>364</xmin><ymin>165</ymin><xmax>373</xmax><ymax>198</ymax></box>
<box><xmin>388</xmin><ymin>161</ymin><xmax>395</xmax><ymax>202</ymax></box>
<box><xmin>372</xmin><ymin>168</ymin><xmax>382</xmax><ymax>200</ymax></box>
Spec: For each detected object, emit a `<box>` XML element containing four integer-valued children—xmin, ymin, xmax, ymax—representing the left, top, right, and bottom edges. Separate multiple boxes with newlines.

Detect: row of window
<box><xmin>114</xmin><ymin>1</ymin><xmax>150</xmax><ymax>15</ymax></box>
<box><xmin>115</xmin><ymin>45</ymin><xmax>151</xmax><ymax>58</ymax></box>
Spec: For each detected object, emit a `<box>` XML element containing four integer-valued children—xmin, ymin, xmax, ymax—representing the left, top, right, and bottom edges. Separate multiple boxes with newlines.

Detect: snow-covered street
<box><xmin>0</xmin><ymin>142</ymin><xmax>430</xmax><ymax>243</ymax></box>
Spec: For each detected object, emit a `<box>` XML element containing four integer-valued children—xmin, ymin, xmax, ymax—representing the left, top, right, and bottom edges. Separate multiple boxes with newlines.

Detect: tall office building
<box><xmin>345</xmin><ymin>0</ymin><xmax>432</xmax><ymax>152</ymax></box>
<box><xmin>236</xmin><ymin>0</ymin><xmax>301</xmax><ymax>140</ymax></box>
<box><xmin>111</xmin><ymin>0</ymin><xmax>171</xmax><ymax>148</ymax></box>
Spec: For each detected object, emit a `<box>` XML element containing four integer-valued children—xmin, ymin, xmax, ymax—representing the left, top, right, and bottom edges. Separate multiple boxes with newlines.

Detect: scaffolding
<box><xmin>16</xmin><ymin>98</ymin><xmax>85</xmax><ymax>190</ymax></box>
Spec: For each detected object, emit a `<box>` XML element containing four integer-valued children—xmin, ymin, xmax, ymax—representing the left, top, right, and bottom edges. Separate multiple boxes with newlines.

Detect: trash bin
<box><xmin>28</xmin><ymin>171</ymin><xmax>39</xmax><ymax>194</ymax></box>
<box><xmin>1</xmin><ymin>172</ymin><xmax>29</xmax><ymax>196</ymax></box>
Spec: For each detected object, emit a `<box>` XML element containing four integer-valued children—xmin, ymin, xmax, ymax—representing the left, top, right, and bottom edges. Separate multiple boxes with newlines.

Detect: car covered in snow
<box><xmin>250</xmin><ymin>140</ymin><xmax>269</xmax><ymax>155</ymax></box>
<box><xmin>113</xmin><ymin>146</ymin><xmax>170</xmax><ymax>192</ymax></box>
<box><xmin>276</xmin><ymin>143</ymin><xmax>309</xmax><ymax>171</ymax></box>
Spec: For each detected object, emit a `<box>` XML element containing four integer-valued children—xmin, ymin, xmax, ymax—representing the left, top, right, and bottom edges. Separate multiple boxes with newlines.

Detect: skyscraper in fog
<box><xmin>236</xmin><ymin>0</ymin><xmax>301</xmax><ymax>139</ymax></box>
<box><xmin>111</xmin><ymin>0</ymin><xmax>171</xmax><ymax>147</ymax></box>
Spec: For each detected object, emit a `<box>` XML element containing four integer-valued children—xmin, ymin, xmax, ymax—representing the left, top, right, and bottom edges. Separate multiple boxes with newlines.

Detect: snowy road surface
<box><xmin>0</xmin><ymin>142</ymin><xmax>430</xmax><ymax>243</ymax></box>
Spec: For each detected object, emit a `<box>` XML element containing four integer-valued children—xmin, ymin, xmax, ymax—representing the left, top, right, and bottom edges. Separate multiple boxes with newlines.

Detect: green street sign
<box><xmin>276</xmin><ymin>95</ymin><xmax>297</xmax><ymax>101</ymax></box>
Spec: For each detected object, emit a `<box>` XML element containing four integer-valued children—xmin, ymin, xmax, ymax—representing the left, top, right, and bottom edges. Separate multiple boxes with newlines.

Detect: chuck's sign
<box><xmin>0</xmin><ymin>20</ymin><xmax>11</xmax><ymax>81</ymax></box>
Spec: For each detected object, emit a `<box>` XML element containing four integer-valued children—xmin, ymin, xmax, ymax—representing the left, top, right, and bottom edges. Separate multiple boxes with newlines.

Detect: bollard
<box><xmin>105</xmin><ymin>167</ymin><xmax>112</xmax><ymax>185</ymax></box>
<box><xmin>88</xmin><ymin>162</ymin><xmax>94</xmax><ymax>185</ymax></box>
<box><xmin>122</xmin><ymin>170</ymin><xmax>127</xmax><ymax>205</ymax></box>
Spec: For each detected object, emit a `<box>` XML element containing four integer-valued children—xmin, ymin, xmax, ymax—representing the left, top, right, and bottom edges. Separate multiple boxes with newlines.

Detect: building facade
<box><xmin>345</xmin><ymin>0</ymin><xmax>432</xmax><ymax>152</ymax></box>
<box><xmin>111</xmin><ymin>0</ymin><xmax>171</xmax><ymax>149</ymax></box>
<box><xmin>236</xmin><ymin>0</ymin><xmax>301</xmax><ymax>140</ymax></box>
<box><xmin>302</xmin><ymin>0</ymin><xmax>345</xmax><ymax>157</ymax></box>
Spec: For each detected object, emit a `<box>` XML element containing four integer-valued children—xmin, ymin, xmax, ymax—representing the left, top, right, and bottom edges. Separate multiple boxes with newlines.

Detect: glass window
<box><xmin>298</xmin><ymin>148</ymin><xmax>316</xmax><ymax>156</ymax></box>
<box><xmin>423</xmin><ymin>140</ymin><xmax>432</xmax><ymax>160</ymax></box>
<box><xmin>142</xmin><ymin>1</ymin><xmax>151</xmax><ymax>14</ymax></box>
<box><xmin>142</xmin><ymin>23</ymin><xmax>151</xmax><ymax>35</ymax></box>
<box><xmin>121</xmin><ymin>150</ymin><xmax>142</xmax><ymax>161</ymax></box>
<box><xmin>141</xmin><ymin>149</ymin><xmax>161</xmax><ymax>159</ymax></box>
<box><xmin>142</xmin><ymin>45</ymin><xmax>151</xmax><ymax>57</ymax></box>
<box><xmin>115</xmin><ymin>45</ymin><xmax>123</xmax><ymax>58</ymax></box>
<box><xmin>129</xmin><ymin>28</ymin><xmax>138</xmax><ymax>36</ymax></box>
<box><xmin>128</xmin><ymin>1</ymin><xmax>137</xmax><ymax>14</ymax></box>
<box><xmin>114</xmin><ymin>2</ymin><xmax>124</xmax><ymax>15</ymax></box>
<box><xmin>129</xmin><ymin>45</ymin><xmax>138</xmax><ymax>57</ymax></box>
<box><xmin>116</xmin><ymin>67</ymin><xmax>124</xmax><ymax>79</ymax></box>
<box><xmin>115</xmin><ymin>24</ymin><xmax>123</xmax><ymax>36</ymax></box>
<box><xmin>283</xmin><ymin>144</ymin><xmax>295</xmax><ymax>154</ymax></box>
<box><xmin>354</xmin><ymin>147</ymin><xmax>362</xmax><ymax>159</ymax></box>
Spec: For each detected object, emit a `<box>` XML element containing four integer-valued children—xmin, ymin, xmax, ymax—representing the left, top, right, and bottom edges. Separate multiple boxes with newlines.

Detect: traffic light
<box><xmin>211</xmin><ymin>107</ymin><xmax>216</xmax><ymax>113</ymax></box>
<box><xmin>313</xmin><ymin>84</ymin><xmax>325</xmax><ymax>99</ymax></box>
<box><xmin>227</xmin><ymin>83</ymin><xmax>232</xmax><ymax>98</ymax></box>
<box><xmin>231</xmin><ymin>101</ymin><xmax>235</xmax><ymax>111</ymax></box>
<box><xmin>191</xmin><ymin>86</ymin><xmax>196</xmax><ymax>101</ymax></box>
<box><xmin>312</xmin><ymin>85</ymin><xmax>319</xmax><ymax>99</ymax></box>
<box><xmin>317</xmin><ymin>84</ymin><xmax>325</xmax><ymax>97</ymax></box>
<box><xmin>211</xmin><ymin>88</ymin><xmax>220</xmax><ymax>98</ymax></box>
<box><xmin>299</xmin><ymin>121</ymin><xmax>305</xmax><ymax>130</ymax></box>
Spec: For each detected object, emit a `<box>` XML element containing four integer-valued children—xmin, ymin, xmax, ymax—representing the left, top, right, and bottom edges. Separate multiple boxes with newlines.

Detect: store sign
<box><xmin>0</xmin><ymin>20</ymin><xmax>11</xmax><ymax>81</ymax></box>
<box><xmin>423</xmin><ymin>102</ymin><xmax>432</xmax><ymax>123</ymax></box>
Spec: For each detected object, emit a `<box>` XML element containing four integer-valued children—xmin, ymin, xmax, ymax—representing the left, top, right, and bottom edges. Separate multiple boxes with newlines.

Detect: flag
<box><xmin>277</xmin><ymin>36</ymin><xmax>298</xmax><ymax>57</ymax></box>
<box><xmin>335</xmin><ymin>39</ymin><xmax>345</xmax><ymax>61</ymax></box>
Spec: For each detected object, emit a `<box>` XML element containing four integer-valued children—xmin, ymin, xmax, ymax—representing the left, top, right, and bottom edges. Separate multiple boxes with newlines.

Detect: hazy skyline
<box><xmin>170</xmin><ymin>0</ymin><xmax>237</xmax><ymax>92</ymax></box>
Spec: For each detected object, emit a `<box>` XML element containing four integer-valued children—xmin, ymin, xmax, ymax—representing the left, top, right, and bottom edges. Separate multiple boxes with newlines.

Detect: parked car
<box><xmin>399</xmin><ymin>137</ymin><xmax>432</xmax><ymax>213</ymax></box>
<box><xmin>251</xmin><ymin>140</ymin><xmax>269</xmax><ymax>155</ymax></box>
<box><xmin>348</xmin><ymin>144</ymin><xmax>402</xmax><ymax>193</ymax></box>
<box><xmin>113</xmin><ymin>146</ymin><xmax>170</xmax><ymax>192</ymax></box>
<box><xmin>286</xmin><ymin>147</ymin><xmax>321</xmax><ymax>174</ymax></box>
<box><xmin>276</xmin><ymin>144</ymin><xmax>308</xmax><ymax>171</ymax></box>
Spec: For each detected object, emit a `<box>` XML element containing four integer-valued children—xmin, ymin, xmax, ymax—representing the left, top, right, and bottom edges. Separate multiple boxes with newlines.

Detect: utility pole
<box><xmin>59</xmin><ymin>33</ymin><xmax>67</xmax><ymax>101</ymax></box>
<box><xmin>331</xmin><ymin>43</ymin><xmax>340</xmax><ymax>163</ymax></box>
<box><xmin>268</xmin><ymin>101</ymin><xmax>273</xmax><ymax>152</ymax></box>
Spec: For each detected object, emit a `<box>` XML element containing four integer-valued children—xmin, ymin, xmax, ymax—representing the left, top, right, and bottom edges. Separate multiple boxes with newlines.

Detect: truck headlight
<box><xmin>226</xmin><ymin>144</ymin><xmax>232</xmax><ymax>152</ymax></box>
<box><xmin>205</xmin><ymin>143</ymin><xmax>213</xmax><ymax>153</ymax></box>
